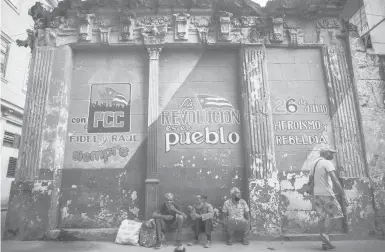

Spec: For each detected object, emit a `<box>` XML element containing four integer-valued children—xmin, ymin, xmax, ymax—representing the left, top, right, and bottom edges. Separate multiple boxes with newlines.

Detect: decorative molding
<box><xmin>191</xmin><ymin>16</ymin><xmax>211</xmax><ymax>44</ymax></box>
<box><xmin>16</xmin><ymin>29</ymin><xmax>37</xmax><ymax>51</ymax></box>
<box><xmin>18</xmin><ymin>0</ymin><xmax>347</xmax><ymax>48</ymax></box>
<box><xmin>217</xmin><ymin>11</ymin><xmax>233</xmax><ymax>42</ymax></box>
<box><xmin>173</xmin><ymin>13</ymin><xmax>190</xmax><ymax>41</ymax></box>
<box><xmin>141</xmin><ymin>24</ymin><xmax>168</xmax><ymax>45</ymax></box>
<box><xmin>119</xmin><ymin>10</ymin><xmax>136</xmax><ymax>41</ymax></box>
<box><xmin>136</xmin><ymin>16</ymin><xmax>172</xmax><ymax>28</ymax></box>
<box><xmin>270</xmin><ymin>16</ymin><xmax>284</xmax><ymax>43</ymax></box>
<box><xmin>99</xmin><ymin>27</ymin><xmax>111</xmax><ymax>44</ymax></box>
<box><xmin>77</xmin><ymin>14</ymin><xmax>95</xmax><ymax>42</ymax></box>
<box><xmin>317</xmin><ymin>18</ymin><xmax>341</xmax><ymax>29</ymax></box>
<box><xmin>241</xmin><ymin>16</ymin><xmax>262</xmax><ymax>27</ymax></box>
<box><xmin>283</xmin><ymin>21</ymin><xmax>302</xmax><ymax>47</ymax></box>
<box><xmin>147</xmin><ymin>47</ymin><xmax>162</xmax><ymax>60</ymax></box>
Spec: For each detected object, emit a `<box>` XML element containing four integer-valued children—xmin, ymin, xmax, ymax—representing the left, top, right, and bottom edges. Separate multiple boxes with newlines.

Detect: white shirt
<box><xmin>310</xmin><ymin>158</ymin><xmax>335</xmax><ymax>196</ymax></box>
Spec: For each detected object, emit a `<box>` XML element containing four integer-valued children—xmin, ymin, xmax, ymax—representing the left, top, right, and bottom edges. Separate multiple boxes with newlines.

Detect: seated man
<box><xmin>222</xmin><ymin>187</ymin><xmax>250</xmax><ymax>246</ymax></box>
<box><xmin>187</xmin><ymin>194</ymin><xmax>214</xmax><ymax>248</ymax></box>
<box><xmin>153</xmin><ymin>193</ymin><xmax>187</xmax><ymax>249</ymax></box>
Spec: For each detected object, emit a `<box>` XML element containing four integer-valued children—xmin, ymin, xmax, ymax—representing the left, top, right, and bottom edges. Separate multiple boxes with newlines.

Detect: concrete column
<box><xmin>144</xmin><ymin>46</ymin><xmax>162</xmax><ymax>220</ymax></box>
<box><xmin>4</xmin><ymin>46</ymin><xmax>73</xmax><ymax>239</ymax></box>
<box><xmin>239</xmin><ymin>46</ymin><xmax>281</xmax><ymax>237</ymax></box>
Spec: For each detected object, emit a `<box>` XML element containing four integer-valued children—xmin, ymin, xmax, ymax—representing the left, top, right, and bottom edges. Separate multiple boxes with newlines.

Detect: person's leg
<box><xmin>238</xmin><ymin>219</ymin><xmax>250</xmax><ymax>245</ymax></box>
<box><xmin>154</xmin><ymin>218</ymin><xmax>166</xmax><ymax>249</ymax></box>
<box><xmin>175</xmin><ymin>214</ymin><xmax>184</xmax><ymax>245</ymax></box>
<box><xmin>321</xmin><ymin>196</ymin><xmax>344</xmax><ymax>249</ymax></box>
<box><xmin>203</xmin><ymin>219</ymin><xmax>213</xmax><ymax>248</ymax></box>
<box><xmin>314</xmin><ymin>196</ymin><xmax>329</xmax><ymax>249</ymax></box>
<box><xmin>188</xmin><ymin>219</ymin><xmax>201</xmax><ymax>246</ymax></box>
<box><xmin>318</xmin><ymin>217</ymin><xmax>326</xmax><ymax>234</ymax></box>
<box><xmin>324</xmin><ymin>196</ymin><xmax>344</xmax><ymax>235</ymax></box>
<box><xmin>314</xmin><ymin>196</ymin><xmax>327</xmax><ymax>234</ymax></box>
<box><xmin>225</xmin><ymin>218</ymin><xmax>235</xmax><ymax>245</ymax></box>
<box><xmin>319</xmin><ymin>196</ymin><xmax>344</xmax><ymax>249</ymax></box>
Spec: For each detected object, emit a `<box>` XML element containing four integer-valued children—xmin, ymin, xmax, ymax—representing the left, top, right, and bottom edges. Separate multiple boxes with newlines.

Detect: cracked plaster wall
<box><xmin>349</xmin><ymin>33</ymin><xmax>385</xmax><ymax>238</ymax></box>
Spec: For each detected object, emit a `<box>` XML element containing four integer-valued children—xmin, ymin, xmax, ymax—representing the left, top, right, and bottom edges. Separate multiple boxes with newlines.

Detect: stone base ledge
<box><xmin>283</xmin><ymin>233</ymin><xmax>381</xmax><ymax>241</ymax></box>
<box><xmin>38</xmin><ymin>228</ymin><xmax>382</xmax><ymax>242</ymax></box>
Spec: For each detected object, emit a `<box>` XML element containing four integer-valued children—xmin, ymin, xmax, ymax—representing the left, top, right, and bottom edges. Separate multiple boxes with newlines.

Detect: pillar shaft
<box><xmin>16</xmin><ymin>48</ymin><xmax>54</xmax><ymax>181</ymax></box>
<box><xmin>322</xmin><ymin>45</ymin><xmax>366</xmax><ymax>178</ymax></box>
<box><xmin>240</xmin><ymin>46</ymin><xmax>276</xmax><ymax>180</ymax></box>
<box><xmin>144</xmin><ymin>46</ymin><xmax>162</xmax><ymax>220</ymax></box>
<box><xmin>240</xmin><ymin>46</ymin><xmax>281</xmax><ymax>237</ymax></box>
<box><xmin>5</xmin><ymin>46</ymin><xmax>73</xmax><ymax>239</ymax></box>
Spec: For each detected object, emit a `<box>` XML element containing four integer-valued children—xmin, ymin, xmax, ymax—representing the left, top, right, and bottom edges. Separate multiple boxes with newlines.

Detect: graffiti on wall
<box><xmin>160</xmin><ymin>95</ymin><xmax>241</xmax><ymax>152</ymax></box>
<box><xmin>72</xmin><ymin>145</ymin><xmax>129</xmax><ymax>163</ymax></box>
<box><xmin>87</xmin><ymin>84</ymin><xmax>131</xmax><ymax>133</ymax></box>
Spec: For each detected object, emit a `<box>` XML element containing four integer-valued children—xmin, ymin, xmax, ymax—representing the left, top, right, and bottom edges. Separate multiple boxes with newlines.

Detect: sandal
<box><xmin>204</xmin><ymin>241</ymin><xmax>212</xmax><ymax>248</ymax></box>
<box><xmin>226</xmin><ymin>240</ymin><xmax>233</xmax><ymax>246</ymax></box>
<box><xmin>154</xmin><ymin>242</ymin><xmax>163</xmax><ymax>249</ymax></box>
<box><xmin>320</xmin><ymin>233</ymin><xmax>335</xmax><ymax>249</ymax></box>
<box><xmin>242</xmin><ymin>239</ymin><xmax>250</xmax><ymax>245</ymax></box>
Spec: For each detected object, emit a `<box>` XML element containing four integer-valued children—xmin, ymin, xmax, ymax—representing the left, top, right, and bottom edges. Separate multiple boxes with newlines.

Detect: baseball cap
<box><xmin>319</xmin><ymin>147</ymin><xmax>337</xmax><ymax>153</ymax></box>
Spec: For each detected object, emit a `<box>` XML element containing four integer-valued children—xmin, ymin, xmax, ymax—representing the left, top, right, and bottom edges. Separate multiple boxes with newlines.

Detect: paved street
<box><xmin>1</xmin><ymin>240</ymin><xmax>385</xmax><ymax>252</ymax></box>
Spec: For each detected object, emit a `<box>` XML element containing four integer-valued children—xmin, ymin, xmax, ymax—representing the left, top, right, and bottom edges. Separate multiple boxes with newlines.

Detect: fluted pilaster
<box><xmin>322</xmin><ymin>46</ymin><xmax>366</xmax><ymax>178</ymax></box>
<box><xmin>16</xmin><ymin>48</ymin><xmax>54</xmax><ymax>181</ymax></box>
<box><xmin>145</xmin><ymin>46</ymin><xmax>162</xmax><ymax>220</ymax></box>
<box><xmin>240</xmin><ymin>47</ymin><xmax>276</xmax><ymax>180</ymax></box>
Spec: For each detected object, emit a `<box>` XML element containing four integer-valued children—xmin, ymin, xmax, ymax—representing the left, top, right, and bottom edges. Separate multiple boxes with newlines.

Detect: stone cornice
<box><xmin>15</xmin><ymin>0</ymin><xmax>348</xmax><ymax>50</ymax></box>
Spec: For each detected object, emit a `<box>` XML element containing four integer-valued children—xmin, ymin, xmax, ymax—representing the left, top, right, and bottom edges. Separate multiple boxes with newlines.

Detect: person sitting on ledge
<box><xmin>152</xmin><ymin>192</ymin><xmax>187</xmax><ymax>249</ymax></box>
<box><xmin>187</xmin><ymin>194</ymin><xmax>214</xmax><ymax>248</ymax></box>
<box><xmin>222</xmin><ymin>187</ymin><xmax>250</xmax><ymax>246</ymax></box>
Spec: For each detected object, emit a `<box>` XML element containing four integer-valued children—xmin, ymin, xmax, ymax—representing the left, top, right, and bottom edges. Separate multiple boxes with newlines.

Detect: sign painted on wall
<box><xmin>160</xmin><ymin>95</ymin><xmax>241</xmax><ymax>153</ymax></box>
<box><xmin>87</xmin><ymin>84</ymin><xmax>131</xmax><ymax>133</ymax></box>
<box><xmin>272</xmin><ymin>97</ymin><xmax>330</xmax><ymax>146</ymax></box>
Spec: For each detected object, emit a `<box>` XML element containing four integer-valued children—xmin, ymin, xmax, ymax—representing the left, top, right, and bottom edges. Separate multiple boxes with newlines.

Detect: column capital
<box><xmin>146</xmin><ymin>47</ymin><xmax>163</xmax><ymax>60</ymax></box>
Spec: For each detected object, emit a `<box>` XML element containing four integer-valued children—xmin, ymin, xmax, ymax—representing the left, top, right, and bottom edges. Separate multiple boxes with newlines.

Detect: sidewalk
<box><xmin>1</xmin><ymin>240</ymin><xmax>385</xmax><ymax>252</ymax></box>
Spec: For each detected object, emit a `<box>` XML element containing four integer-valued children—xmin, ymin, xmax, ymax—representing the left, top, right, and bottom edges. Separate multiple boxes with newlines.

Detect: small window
<box><xmin>1</xmin><ymin>35</ymin><xmax>11</xmax><ymax>77</ymax></box>
<box><xmin>3</xmin><ymin>131</ymin><xmax>21</xmax><ymax>149</ymax></box>
<box><xmin>6</xmin><ymin>157</ymin><xmax>17</xmax><ymax>178</ymax></box>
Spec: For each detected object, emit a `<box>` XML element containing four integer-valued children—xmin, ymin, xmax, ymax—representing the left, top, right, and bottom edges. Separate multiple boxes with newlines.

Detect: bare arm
<box><xmin>152</xmin><ymin>211</ymin><xmax>165</xmax><ymax>219</ymax></box>
<box><xmin>330</xmin><ymin>171</ymin><xmax>345</xmax><ymax>197</ymax></box>
<box><xmin>170</xmin><ymin>205</ymin><xmax>187</xmax><ymax>219</ymax></box>
<box><xmin>200</xmin><ymin>204</ymin><xmax>214</xmax><ymax>221</ymax></box>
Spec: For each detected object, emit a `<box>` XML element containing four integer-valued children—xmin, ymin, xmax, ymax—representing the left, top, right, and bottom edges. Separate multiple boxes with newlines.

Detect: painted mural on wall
<box><xmin>160</xmin><ymin>94</ymin><xmax>241</xmax><ymax>153</ymax></box>
<box><xmin>156</xmin><ymin>50</ymin><xmax>244</xmax><ymax>212</ymax></box>
<box><xmin>272</xmin><ymin>95</ymin><xmax>334</xmax><ymax>172</ymax></box>
<box><xmin>88</xmin><ymin>84</ymin><xmax>131</xmax><ymax>133</ymax></box>
<box><xmin>63</xmin><ymin>83</ymin><xmax>141</xmax><ymax>169</ymax></box>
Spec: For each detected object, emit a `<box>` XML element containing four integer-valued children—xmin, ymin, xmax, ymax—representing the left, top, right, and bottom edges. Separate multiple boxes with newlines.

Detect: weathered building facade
<box><xmin>4</xmin><ymin>0</ymin><xmax>385</xmax><ymax>241</ymax></box>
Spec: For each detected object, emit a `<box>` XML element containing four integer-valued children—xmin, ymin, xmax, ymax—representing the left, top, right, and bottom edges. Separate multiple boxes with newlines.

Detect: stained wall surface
<box><xmin>59</xmin><ymin>48</ymin><xmax>148</xmax><ymax>228</ymax></box>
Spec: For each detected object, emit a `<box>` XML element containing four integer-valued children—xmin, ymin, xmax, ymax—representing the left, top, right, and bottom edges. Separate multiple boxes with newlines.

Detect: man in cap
<box><xmin>152</xmin><ymin>193</ymin><xmax>187</xmax><ymax>249</ymax></box>
<box><xmin>311</xmin><ymin>147</ymin><xmax>347</xmax><ymax>250</ymax></box>
<box><xmin>222</xmin><ymin>187</ymin><xmax>250</xmax><ymax>246</ymax></box>
<box><xmin>187</xmin><ymin>194</ymin><xmax>214</xmax><ymax>248</ymax></box>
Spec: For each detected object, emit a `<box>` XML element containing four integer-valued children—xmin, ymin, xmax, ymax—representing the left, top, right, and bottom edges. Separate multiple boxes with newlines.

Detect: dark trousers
<box><xmin>192</xmin><ymin>218</ymin><xmax>212</xmax><ymax>240</ymax></box>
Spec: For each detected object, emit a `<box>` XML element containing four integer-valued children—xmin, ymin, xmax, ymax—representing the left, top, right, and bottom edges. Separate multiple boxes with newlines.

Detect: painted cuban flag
<box><xmin>101</xmin><ymin>87</ymin><xmax>129</xmax><ymax>106</ymax></box>
<box><xmin>196</xmin><ymin>94</ymin><xmax>234</xmax><ymax>110</ymax></box>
